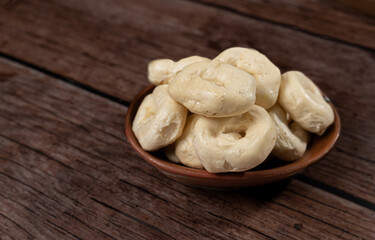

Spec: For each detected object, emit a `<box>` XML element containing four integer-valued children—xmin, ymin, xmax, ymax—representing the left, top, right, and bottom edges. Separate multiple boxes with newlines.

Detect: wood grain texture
<box><xmin>1</xmin><ymin>58</ymin><xmax>374</xmax><ymax>239</ymax></box>
<box><xmin>0</xmin><ymin>0</ymin><xmax>372</xmax><ymax>101</ymax></box>
<box><xmin>186</xmin><ymin>0</ymin><xmax>375</xmax><ymax>49</ymax></box>
<box><xmin>0</xmin><ymin>0</ymin><xmax>374</xmax><ymax>203</ymax></box>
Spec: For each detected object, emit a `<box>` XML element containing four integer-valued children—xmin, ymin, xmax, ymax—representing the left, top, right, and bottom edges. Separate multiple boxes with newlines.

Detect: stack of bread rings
<box><xmin>132</xmin><ymin>47</ymin><xmax>334</xmax><ymax>173</ymax></box>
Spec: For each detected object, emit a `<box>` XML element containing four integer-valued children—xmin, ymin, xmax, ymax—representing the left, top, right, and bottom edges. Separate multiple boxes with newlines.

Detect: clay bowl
<box><xmin>125</xmin><ymin>85</ymin><xmax>341</xmax><ymax>189</ymax></box>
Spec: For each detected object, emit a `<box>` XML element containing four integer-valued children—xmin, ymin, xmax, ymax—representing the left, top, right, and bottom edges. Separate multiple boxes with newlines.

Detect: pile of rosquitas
<box><xmin>132</xmin><ymin>47</ymin><xmax>334</xmax><ymax>173</ymax></box>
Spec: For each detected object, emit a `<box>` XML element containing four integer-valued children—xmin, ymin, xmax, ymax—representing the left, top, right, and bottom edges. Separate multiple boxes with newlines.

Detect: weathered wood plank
<box><xmin>0</xmin><ymin>0</ymin><xmax>371</xmax><ymax>101</ymax></box>
<box><xmin>186</xmin><ymin>0</ymin><xmax>375</xmax><ymax>49</ymax></box>
<box><xmin>0</xmin><ymin>58</ymin><xmax>375</xmax><ymax>239</ymax></box>
<box><xmin>0</xmin><ymin>0</ymin><xmax>374</xmax><ymax>203</ymax></box>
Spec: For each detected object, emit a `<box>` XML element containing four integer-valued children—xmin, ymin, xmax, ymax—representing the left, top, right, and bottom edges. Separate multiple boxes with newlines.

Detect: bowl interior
<box><xmin>125</xmin><ymin>85</ymin><xmax>341</xmax><ymax>188</ymax></box>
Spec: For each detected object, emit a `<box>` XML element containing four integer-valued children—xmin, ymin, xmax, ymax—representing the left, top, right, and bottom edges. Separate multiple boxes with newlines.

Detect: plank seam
<box><xmin>0</xmin><ymin>51</ymin><xmax>130</xmax><ymax>107</ymax></box>
<box><xmin>296</xmin><ymin>175</ymin><xmax>375</xmax><ymax>212</ymax></box>
<box><xmin>183</xmin><ymin>0</ymin><xmax>375</xmax><ymax>52</ymax></box>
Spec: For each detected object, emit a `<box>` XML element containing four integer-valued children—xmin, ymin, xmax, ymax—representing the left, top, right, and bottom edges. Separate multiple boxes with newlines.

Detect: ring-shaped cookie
<box><xmin>193</xmin><ymin>105</ymin><xmax>277</xmax><ymax>173</ymax></box>
<box><xmin>268</xmin><ymin>104</ymin><xmax>310</xmax><ymax>161</ymax></box>
<box><xmin>132</xmin><ymin>85</ymin><xmax>188</xmax><ymax>151</ymax></box>
<box><xmin>148</xmin><ymin>56</ymin><xmax>210</xmax><ymax>85</ymax></box>
<box><xmin>168</xmin><ymin>60</ymin><xmax>256</xmax><ymax>117</ymax></box>
<box><xmin>214</xmin><ymin>47</ymin><xmax>281</xmax><ymax>109</ymax></box>
<box><xmin>165</xmin><ymin>114</ymin><xmax>204</xmax><ymax>169</ymax></box>
<box><xmin>278</xmin><ymin>71</ymin><xmax>334</xmax><ymax>135</ymax></box>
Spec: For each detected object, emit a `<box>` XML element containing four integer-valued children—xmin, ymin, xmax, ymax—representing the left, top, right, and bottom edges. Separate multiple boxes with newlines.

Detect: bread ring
<box><xmin>193</xmin><ymin>105</ymin><xmax>277</xmax><ymax>173</ymax></box>
<box><xmin>278</xmin><ymin>71</ymin><xmax>334</xmax><ymax>135</ymax></box>
<box><xmin>168</xmin><ymin>60</ymin><xmax>256</xmax><ymax>117</ymax></box>
<box><xmin>165</xmin><ymin>114</ymin><xmax>204</xmax><ymax>169</ymax></box>
<box><xmin>148</xmin><ymin>56</ymin><xmax>210</xmax><ymax>85</ymax></box>
<box><xmin>132</xmin><ymin>85</ymin><xmax>188</xmax><ymax>151</ymax></box>
<box><xmin>268</xmin><ymin>104</ymin><xmax>310</xmax><ymax>161</ymax></box>
<box><xmin>214</xmin><ymin>47</ymin><xmax>281</xmax><ymax>109</ymax></box>
<box><xmin>164</xmin><ymin>144</ymin><xmax>180</xmax><ymax>164</ymax></box>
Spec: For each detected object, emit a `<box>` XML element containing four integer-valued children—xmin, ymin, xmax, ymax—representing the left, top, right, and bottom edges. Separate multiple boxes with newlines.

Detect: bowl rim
<box><xmin>125</xmin><ymin>84</ymin><xmax>341</xmax><ymax>181</ymax></box>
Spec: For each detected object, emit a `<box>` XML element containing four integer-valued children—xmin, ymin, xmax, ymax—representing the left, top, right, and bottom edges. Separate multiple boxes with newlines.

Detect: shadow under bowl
<box><xmin>125</xmin><ymin>85</ymin><xmax>341</xmax><ymax>189</ymax></box>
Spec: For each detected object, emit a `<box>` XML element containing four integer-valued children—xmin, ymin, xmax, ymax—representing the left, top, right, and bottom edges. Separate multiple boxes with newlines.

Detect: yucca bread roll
<box><xmin>167</xmin><ymin>114</ymin><xmax>204</xmax><ymax>169</ymax></box>
<box><xmin>164</xmin><ymin>144</ymin><xmax>180</xmax><ymax>164</ymax></box>
<box><xmin>268</xmin><ymin>104</ymin><xmax>310</xmax><ymax>161</ymax></box>
<box><xmin>148</xmin><ymin>56</ymin><xmax>210</xmax><ymax>85</ymax></box>
<box><xmin>168</xmin><ymin>60</ymin><xmax>256</xmax><ymax>117</ymax></box>
<box><xmin>132</xmin><ymin>85</ymin><xmax>188</xmax><ymax>151</ymax></box>
<box><xmin>214</xmin><ymin>47</ymin><xmax>281</xmax><ymax>109</ymax></box>
<box><xmin>193</xmin><ymin>105</ymin><xmax>277</xmax><ymax>173</ymax></box>
<box><xmin>278</xmin><ymin>71</ymin><xmax>334</xmax><ymax>135</ymax></box>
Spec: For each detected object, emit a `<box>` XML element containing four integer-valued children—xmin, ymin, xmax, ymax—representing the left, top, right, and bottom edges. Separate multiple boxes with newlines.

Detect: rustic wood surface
<box><xmin>188</xmin><ymin>0</ymin><xmax>375</xmax><ymax>49</ymax></box>
<box><xmin>1</xmin><ymin>58</ymin><xmax>374</xmax><ymax>239</ymax></box>
<box><xmin>0</xmin><ymin>0</ymin><xmax>374</xmax><ymax>201</ymax></box>
<box><xmin>0</xmin><ymin>0</ymin><xmax>374</xmax><ymax>239</ymax></box>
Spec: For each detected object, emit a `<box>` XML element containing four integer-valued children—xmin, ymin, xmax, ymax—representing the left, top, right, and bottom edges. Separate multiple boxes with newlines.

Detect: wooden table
<box><xmin>0</xmin><ymin>0</ymin><xmax>374</xmax><ymax>239</ymax></box>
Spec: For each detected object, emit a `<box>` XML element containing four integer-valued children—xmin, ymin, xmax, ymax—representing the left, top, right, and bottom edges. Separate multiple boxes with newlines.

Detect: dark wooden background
<box><xmin>0</xmin><ymin>0</ymin><xmax>374</xmax><ymax>239</ymax></box>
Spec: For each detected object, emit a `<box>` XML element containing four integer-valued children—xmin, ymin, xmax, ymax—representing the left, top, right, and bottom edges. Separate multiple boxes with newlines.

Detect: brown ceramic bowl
<box><xmin>125</xmin><ymin>85</ymin><xmax>341</xmax><ymax>189</ymax></box>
